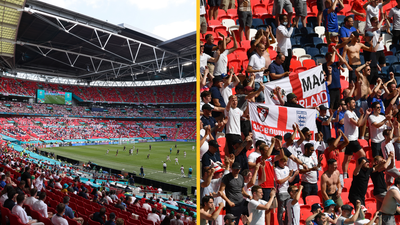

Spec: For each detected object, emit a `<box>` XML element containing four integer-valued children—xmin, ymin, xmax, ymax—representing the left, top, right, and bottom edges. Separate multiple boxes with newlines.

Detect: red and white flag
<box><xmin>249</xmin><ymin>102</ymin><xmax>317</xmax><ymax>141</ymax></box>
<box><xmin>264</xmin><ymin>65</ymin><xmax>329</xmax><ymax>108</ymax></box>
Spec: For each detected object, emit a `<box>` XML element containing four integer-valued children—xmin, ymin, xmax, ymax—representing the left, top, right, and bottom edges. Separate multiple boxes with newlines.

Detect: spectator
<box><xmin>388</xmin><ymin>0</ymin><xmax>400</xmax><ymax>45</ymax></box>
<box><xmin>204</xmin><ymin>34</ymin><xmax>221</xmax><ymax>76</ymax></box>
<box><xmin>299</xmin><ymin>143</ymin><xmax>322</xmax><ymax>203</ymax></box>
<box><xmin>200</xmin><ymin>42</ymin><xmax>219</xmax><ymax>76</ymax></box>
<box><xmin>201</xmin><ymin>104</ymin><xmax>224</xmax><ymax>139</ymax></box>
<box><xmin>34</xmin><ymin>172</ymin><xmax>45</xmax><ymax>192</ymax></box>
<box><xmin>25</xmin><ymin>188</ymin><xmax>38</xmax><ymax>207</ymax></box>
<box><xmin>381</xmin><ymin>127</ymin><xmax>400</xmax><ymax>186</ymax></box>
<box><xmin>224</xmin><ymin>214</ymin><xmax>236</xmax><ymax>225</ymax></box>
<box><xmin>202</xmin><ymin>140</ymin><xmax>222</xmax><ymax>172</ymax></box>
<box><xmin>237</xmin><ymin>0</ymin><xmax>252</xmax><ymax>41</ymax></box>
<box><xmin>20</xmin><ymin>166</ymin><xmax>31</xmax><ymax>189</ymax></box>
<box><xmin>369</xmin><ymin>101</ymin><xmax>390</xmax><ymax>157</ymax></box>
<box><xmin>200</xmin><ymin>91</ymin><xmax>223</xmax><ymax>115</ymax></box>
<box><xmin>307</xmin><ymin>212</ymin><xmax>327</xmax><ymax>225</ymax></box>
<box><xmin>200</xmin><ymin>196</ymin><xmax>224</xmax><ymax>225</ymax></box>
<box><xmin>63</xmin><ymin>196</ymin><xmax>84</xmax><ymax>224</ymax></box>
<box><xmin>304</xmin><ymin>203</ymin><xmax>323</xmax><ymax>225</ymax></box>
<box><xmin>351</xmin><ymin>0</ymin><xmax>367</xmax><ymax>34</ymax></box>
<box><xmin>207</xmin><ymin>0</ymin><xmax>221</xmax><ymax>20</ymax></box>
<box><xmin>349</xmin><ymin>157</ymin><xmax>373</xmax><ymax>206</ymax></box>
<box><xmin>379</xmin><ymin>177</ymin><xmax>400</xmax><ymax>223</ymax></box>
<box><xmin>367</xmin><ymin>16</ymin><xmax>390</xmax><ymax>68</ymax></box>
<box><xmin>147</xmin><ymin>208</ymin><xmax>161</xmax><ymax>225</ymax></box>
<box><xmin>370</xmin><ymin>154</ymin><xmax>393</xmax><ymax>210</ymax></box>
<box><xmin>33</xmin><ymin>191</ymin><xmax>53</xmax><ymax>218</ymax></box>
<box><xmin>275</xmin><ymin>156</ymin><xmax>299</xmax><ymax>225</ymax></box>
<box><xmin>324</xmin><ymin>130</ymin><xmax>349</xmax><ymax>187</ymax></box>
<box><xmin>199</xmin><ymin>0</ymin><xmax>206</xmax><ymax>34</ymax></box>
<box><xmin>268</xmin><ymin>54</ymin><xmax>290</xmax><ymax>81</ymax></box>
<box><xmin>336</xmin><ymin>203</ymin><xmax>363</xmax><ymax>225</ymax></box>
<box><xmin>210</xmin><ymin>77</ymin><xmax>227</xmax><ymax>119</ymax></box>
<box><xmin>276</xmin><ymin>89</ymin><xmax>304</xmax><ymax>108</ymax></box>
<box><xmin>142</xmin><ymin>200</ymin><xmax>152</xmax><ymax>211</ymax></box>
<box><xmin>92</xmin><ymin>207</ymin><xmax>108</xmax><ymax>225</ymax></box>
<box><xmin>323</xmin><ymin>0</ymin><xmax>344</xmax><ymax>44</ymax></box>
<box><xmin>342</xmin><ymin>97</ymin><xmax>368</xmax><ymax>178</ymax></box>
<box><xmin>12</xmin><ymin>193</ymin><xmax>37</xmax><ymax>224</ymax></box>
<box><xmin>276</xmin><ymin>15</ymin><xmax>297</xmax><ymax>72</ymax></box>
<box><xmin>293</xmin><ymin>0</ymin><xmax>307</xmax><ymax>28</ymax></box>
<box><xmin>273</xmin><ymin>0</ymin><xmax>293</xmax><ymax>27</ymax></box>
<box><xmin>367</xmin><ymin>78</ymin><xmax>385</xmax><ymax>112</ymax></box>
<box><xmin>4</xmin><ymin>188</ymin><xmax>17</xmax><ymax>211</ymax></box>
<box><xmin>316</xmin><ymin>105</ymin><xmax>333</xmax><ymax>143</ymax></box>
<box><xmin>229</xmin><ymin>135</ymin><xmax>252</xmax><ymax>171</ymax></box>
<box><xmin>225</xmin><ymin>95</ymin><xmax>246</xmax><ymax>154</ymax></box>
<box><xmin>364</xmin><ymin>0</ymin><xmax>391</xmax><ymax>31</ymax></box>
<box><xmin>248</xmin><ymin>185</ymin><xmax>277</xmax><ymax>225</ymax></box>
<box><xmin>52</xmin><ymin>203</ymin><xmax>69</xmax><ymax>225</ymax></box>
<box><xmin>105</xmin><ymin>212</ymin><xmax>116</xmax><ymax>225</ymax></box>
<box><xmin>0</xmin><ymin>174</ymin><xmax>6</xmax><ymax>188</ymax></box>
<box><xmin>220</xmin><ymin>72</ymin><xmax>240</xmax><ymax>105</ymax></box>
<box><xmin>246</xmin><ymin>44</ymin><xmax>267</xmax><ymax>102</ymax></box>
<box><xmin>213</xmin><ymin>32</ymin><xmax>237</xmax><ymax>77</ymax></box>
<box><xmin>320</xmin><ymin>159</ymin><xmax>343</xmax><ymax>208</ymax></box>
<box><xmin>287</xmin><ymin>185</ymin><xmax>303</xmax><ymax>225</ymax></box>
<box><xmin>219</xmin><ymin>162</ymin><xmax>251</xmax><ymax>224</ymax></box>
<box><xmin>339</xmin><ymin>16</ymin><xmax>357</xmax><ymax>46</ymax></box>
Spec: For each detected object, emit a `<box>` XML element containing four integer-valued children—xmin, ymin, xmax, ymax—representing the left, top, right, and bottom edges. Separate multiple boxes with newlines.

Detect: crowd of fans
<box><xmin>0</xmin><ymin>77</ymin><xmax>196</xmax><ymax>103</ymax></box>
<box><xmin>200</xmin><ymin>0</ymin><xmax>400</xmax><ymax>224</ymax></box>
<box><xmin>0</xmin><ymin>142</ymin><xmax>197</xmax><ymax>225</ymax></box>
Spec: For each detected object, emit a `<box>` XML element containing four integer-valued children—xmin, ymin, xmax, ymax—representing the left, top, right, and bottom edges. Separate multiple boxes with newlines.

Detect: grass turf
<box><xmin>45</xmin><ymin>95</ymin><xmax>65</xmax><ymax>104</ymax></box>
<box><xmin>40</xmin><ymin>141</ymin><xmax>196</xmax><ymax>192</ymax></box>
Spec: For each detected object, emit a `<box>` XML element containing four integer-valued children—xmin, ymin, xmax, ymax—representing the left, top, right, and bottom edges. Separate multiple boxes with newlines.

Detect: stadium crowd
<box><xmin>0</xmin><ymin>78</ymin><xmax>195</xmax><ymax>103</ymax></box>
<box><xmin>200</xmin><ymin>0</ymin><xmax>400</xmax><ymax>224</ymax></box>
<box><xmin>0</xmin><ymin>142</ymin><xmax>197</xmax><ymax>225</ymax></box>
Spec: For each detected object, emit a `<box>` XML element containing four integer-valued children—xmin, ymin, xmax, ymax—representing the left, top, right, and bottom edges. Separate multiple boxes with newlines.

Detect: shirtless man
<box><xmin>342</xmin><ymin>31</ymin><xmax>374</xmax><ymax>83</ymax></box>
<box><xmin>321</xmin><ymin>159</ymin><xmax>343</xmax><ymax>210</ymax></box>
<box><xmin>379</xmin><ymin>177</ymin><xmax>400</xmax><ymax>225</ymax></box>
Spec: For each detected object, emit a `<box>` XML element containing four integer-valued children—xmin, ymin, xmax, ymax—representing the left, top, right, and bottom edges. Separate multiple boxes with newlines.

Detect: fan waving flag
<box><xmin>264</xmin><ymin>65</ymin><xmax>329</xmax><ymax>108</ymax></box>
<box><xmin>249</xmin><ymin>102</ymin><xmax>317</xmax><ymax>141</ymax></box>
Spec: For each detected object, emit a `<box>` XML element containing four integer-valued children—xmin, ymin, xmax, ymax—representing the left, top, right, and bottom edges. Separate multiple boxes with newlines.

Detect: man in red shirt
<box><xmin>256</xmin><ymin>138</ymin><xmax>284</xmax><ymax>225</ymax></box>
<box><xmin>324</xmin><ymin>129</ymin><xmax>349</xmax><ymax>186</ymax></box>
<box><xmin>351</xmin><ymin>0</ymin><xmax>367</xmax><ymax>34</ymax></box>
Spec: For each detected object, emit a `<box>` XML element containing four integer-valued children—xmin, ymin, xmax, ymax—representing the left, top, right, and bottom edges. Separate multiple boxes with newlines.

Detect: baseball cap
<box><xmin>341</xmin><ymin>204</ymin><xmax>354</xmax><ymax>211</ymax></box>
<box><xmin>232</xmin><ymin>162</ymin><xmax>241</xmax><ymax>170</ymax></box>
<box><xmin>311</xmin><ymin>203</ymin><xmax>323</xmax><ymax>212</ymax></box>
<box><xmin>221</xmin><ymin>73</ymin><xmax>229</xmax><ymax>79</ymax></box>
<box><xmin>319</xmin><ymin>105</ymin><xmax>328</xmax><ymax>111</ymax></box>
<box><xmin>287</xmin><ymin>93</ymin><xmax>297</xmax><ymax>100</ymax></box>
<box><xmin>330</xmin><ymin>32</ymin><xmax>339</xmax><ymax>37</ymax></box>
<box><xmin>244</xmin><ymin>86</ymin><xmax>254</xmax><ymax>92</ymax></box>
<box><xmin>324</xmin><ymin>199</ymin><xmax>336</xmax><ymax>208</ymax></box>
<box><xmin>232</xmin><ymin>138</ymin><xmax>243</xmax><ymax>145</ymax></box>
<box><xmin>284</xmin><ymin>133</ymin><xmax>292</xmax><ymax>141</ymax></box>
<box><xmin>202</xmin><ymin>104</ymin><xmax>213</xmax><ymax>111</ymax></box>
<box><xmin>63</xmin><ymin>183</ymin><xmax>68</xmax><ymax>189</ymax></box>
<box><xmin>213</xmin><ymin>76</ymin><xmax>223</xmax><ymax>83</ymax></box>
<box><xmin>224</xmin><ymin>214</ymin><xmax>237</xmax><ymax>221</ymax></box>
<box><xmin>365</xmin><ymin>31</ymin><xmax>374</xmax><ymax>37</ymax></box>
<box><xmin>208</xmin><ymin>140</ymin><xmax>220</xmax><ymax>148</ymax></box>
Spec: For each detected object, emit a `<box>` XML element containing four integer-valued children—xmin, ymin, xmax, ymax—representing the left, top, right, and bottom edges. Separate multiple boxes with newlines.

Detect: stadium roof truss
<box><xmin>0</xmin><ymin>0</ymin><xmax>196</xmax><ymax>86</ymax></box>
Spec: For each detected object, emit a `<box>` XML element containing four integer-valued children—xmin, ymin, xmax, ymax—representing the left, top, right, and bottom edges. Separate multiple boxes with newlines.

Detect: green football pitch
<box><xmin>45</xmin><ymin>95</ymin><xmax>65</xmax><ymax>104</ymax></box>
<box><xmin>41</xmin><ymin>142</ymin><xmax>197</xmax><ymax>192</ymax></box>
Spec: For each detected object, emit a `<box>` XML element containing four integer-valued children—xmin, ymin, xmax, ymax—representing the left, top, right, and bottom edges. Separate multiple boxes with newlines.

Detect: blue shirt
<box><xmin>64</xmin><ymin>205</ymin><xmax>74</xmax><ymax>219</ymax></box>
<box><xmin>323</xmin><ymin>7</ymin><xmax>341</xmax><ymax>32</ymax></box>
<box><xmin>367</xmin><ymin>96</ymin><xmax>385</xmax><ymax>114</ymax></box>
<box><xmin>268</xmin><ymin>61</ymin><xmax>285</xmax><ymax>81</ymax></box>
<box><xmin>333</xmin><ymin>110</ymin><xmax>345</xmax><ymax>141</ymax></box>
<box><xmin>339</xmin><ymin>26</ymin><xmax>357</xmax><ymax>54</ymax></box>
<box><xmin>323</xmin><ymin>62</ymin><xmax>341</xmax><ymax>89</ymax></box>
<box><xmin>0</xmin><ymin>180</ymin><xmax>6</xmax><ymax>188</ymax></box>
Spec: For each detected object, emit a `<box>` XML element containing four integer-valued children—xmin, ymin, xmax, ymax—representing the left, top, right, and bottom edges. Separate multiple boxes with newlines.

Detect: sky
<box><xmin>38</xmin><ymin>0</ymin><xmax>196</xmax><ymax>40</ymax></box>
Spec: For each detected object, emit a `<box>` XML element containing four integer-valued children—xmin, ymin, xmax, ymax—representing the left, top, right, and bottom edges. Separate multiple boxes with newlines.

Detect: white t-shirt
<box><xmin>248</xmin><ymin>199</ymin><xmax>268</xmax><ymax>225</ymax></box>
<box><xmin>34</xmin><ymin>176</ymin><xmax>44</xmax><ymax>192</ymax></box>
<box><xmin>248</xmin><ymin>53</ymin><xmax>266</xmax><ymax>82</ymax></box>
<box><xmin>25</xmin><ymin>196</ymin><xmax>38</xmax><ymax>207</ymax></box>
<box><xmin>224</xmin><ymin>107</ymin><xmax>243</xmax><ymax>135</ymax></box>
<box><xmin>298</xmin><ymin>155</ymin><xmax>319</xmax><ymax>184</ymax></box>
<box><xmin>200</xmin><ymin>53</ymin><xmax>212</xmax><ymax>74</ymax></box>
<box><xmin>52</xmin><ymin>214</ymin><xmax>69</xmax><ymax>225</ymax></box>
<box><xmin>344</xmin><ymin>110</ymin><xmax>359</xmax><ymax>141</ymax></box>
<box><xmin>283</xmin><ymin>142</ymin><xmax>301</xmax><ymax>171</ymax></box>
<box><xmin>371</xmin><ymin>29</ymin><xmax>385</xmax><ymax>52</ymax></box>
<box><xmin>248</xmin><ymin>151</ymin><xmax>261</xmax><ymax>184</ymax></box>
<box><xmin>381</xmin><ymin>139</ymin><xmax>396</xmax><ymax>166</ymax></box>
<box><xmin>287</xmin><ymin>199</ymin><xmax>300</xmax><ymax>225</ymax></box>
<box><xmin>199</xmin><ymin>129</ymin><xmax>210</xmax><ymax>159</ymax></box>
<box><xmin>389</xmin><ymin>6</ymin><xmax>400</xmax><ymax>31</ymax></box>
<box><xmin>368</xmin><ymin>114</ymin><xmax>386</xmax><ymax>143</ymax></box>
<box><xmin>220</xmin><ymin>83</ymin><xmax>235</xmax><ymax>105</ymax></box>
<box><xmin>366</xmin><ymin>3</ymin><xmax>383</xmax><ymax>30</ymax></box>
<box><xmin>147</xmin><ymin>213</ymin><xmax>161</xmax><ymax>225</ymax></box>
<box><xmin>12</xmin><ymin>205</ymin><xmax>29</xmax><ymax>224</ymax></box>
<box><xmin>274</xmin><ymin>166</ymin><xmax>290</xmax><ymax>193</ymax></box>
<box><xmin>32</xmin><ymin>200</ymin><xmax>48</xmax><ymax>218</ymax></box>
<box><xmin>214</xmin><ymin>50</ymin><xmax>229</xmax><ymax>76</ymax></box>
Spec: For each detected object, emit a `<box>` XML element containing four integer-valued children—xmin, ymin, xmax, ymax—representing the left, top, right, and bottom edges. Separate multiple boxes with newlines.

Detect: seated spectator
<box><xmin>52</xmin><ymin>203</ymin><xmax>69</xmax><ymax>225</ymax></box>
<box><xmin>268</xmin><ymin>53</ymin><xmax>290</xmax><ymax>81</ymax></box>
<box><xmin>0</xmin><ymin>174</ymin><xmax>6</xmax><ymax>188</ymax></box>
<box><xmin>92</xmin><ymin>207</ymin><xmax>108</xmax><ymax>225</ymax></box>
<box><xmin>33</xmin><ymin>192</ymin><xmax>53</xmax><ymax>218</ymax></box>
<box><xmin>63</xmin><ymin>196</ymin><xmax>84</xmax><ymax>224</ymax></box>
<box><xmin>114</xmin><ymin>199</ymin><xmax>126</xmax><ymax>211</ymax></box>
<box><xmin>4</xmin><ymin>188</ymin><xmax>17</xmax><ymax>211</ymax></box>
<box><xmin>25</xmin><ymin>188</ymin><xmax>38</xmax><ymax>207</ymax></box>
<box><xmin>12</xmin><ymin>193</ymin><xmax>38</xmax><ymax>224</ymax></box>
<box><xmin>142</xmin><ymin>199</ymin><xmax>152</xmax><ymax>211</ymax></box>
<box><xmin>336</xmin><ymin>203</ymin><xmax>363</xmax><ymax>224</ymax></box>
<box><xmin>105</xmin><ymin>213</ymin><xmax>116</xmax><ymax>225</ymax></box>
<box><xmin>147</xmin><ymin>208</ymin><xmax>161</xmax><ymax>225</ymax></box>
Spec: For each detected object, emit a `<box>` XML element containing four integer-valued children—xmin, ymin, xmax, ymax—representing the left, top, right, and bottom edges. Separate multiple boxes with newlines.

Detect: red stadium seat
<box><xmin>305</xmin><ymin>195</ymin><xmax>321</xmax><ymax>205</ymax></box>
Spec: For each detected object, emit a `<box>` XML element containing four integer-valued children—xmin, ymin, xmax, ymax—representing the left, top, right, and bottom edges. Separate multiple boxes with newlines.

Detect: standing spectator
<box><xmin>316</xmin><ymin>105</ymin><xmax>333</xmax><ymax>143</ymax></box>
<box><xmin>200</xmin><ymin>196</ymin><xmax>224</xmax><ymax>225</ymax></box>
<box><xmin>351</xmin><ymin>0</ymin><xmax>367</xmax><ymax>34</ymax></box>
<box><xmin>370</xmin><ymin>154</ymin><xmax>393</xmax><ymax>210</ymax></box>
<box><xmin>237</xmin><ymin>0</ymin><xmax>252</xmax><ymax>41</ymax></box>
<box><xmin>225</xmin><ymin>95</ymin><xmax>246</xmax><ymax>153</ymax></box>
<box><xmin>323</xmin><ymin>0</ymin><xmax>344</xmax><ymax>44</ymax></box>
<box><xmin>368</xmin><ymin>101</ymin><xmax>390</xmax><ymax>157</ymax></box>
<box><xmin>364</xmin><ymin>0</ymin><xmax>391</xmax><ymax>31</ymax></box>
<box><xmin>208</xmin><ymin>0</ymin><xmax>221</xmax><ymax>20</ymax></box>
<box><xmin>293</xmin><ymin>0</ymin><xmax>307</xmax><ymax>28</ymax></box>
<box><xmin>299</xmin><ymin>143</ymin><xmax>323</xmax><ymax>203</ymax></box>
<box><xmin>336</xmin><ymin>203</ymin><xmax>363</xmax><ymax>225</ymax></box>
<box><xmin>204</xmin><ymin>34</ymin><xmax>218</xmax><ymax>76</ymax></box>
<box><xmin>324</xmin><ymin>130</ymin><xmax>349</xmax><ymax>187</ymax></box>
<box><xmin>379</xmin><ymin>177</ymin><xmax>400</xmax><ymax>223</ymax></box>
<box><xmin>276</xmin><ymin>15</ymin><xmax>297</xmax><ymax>72</ymax></box>
<box><xmin>201</xmin><ymin>140</ymin><xmax>222</xmax><ymax>172</ymax></box>
<box><xmin>21</xmin><ymin>166</ymin><xmax>31</xmax><ymax>190</ymax></box>
<box><xmin>248</xmin><ymin>185</ymin><xmax>277</xmax><ymax>225</ymax></box>
<box><xmin>381</xmin><ymin>127</ymin><xmax>400</xmax><ymax>186</ymax></box>
<box><xmin>388</xmin><ymin>0</ymin><xmax>400</xmax><ymax>45</ymax></box>
<box><xmin>199</xmin><ymin>0</ymin><xmax>207</xmax><ymax>34</ymax></box>
<box><xmin>342</xmin><ymin>97</ymin><xmax>369</xmax><ymax>178</ymax></box>
<box><xmin>332</xmin><ymin>100</ymin><xmax>346</xmax><ymax>136</ymax></box>
<box><xmin>219</xmin><ymin>162</ymin><xmax>251</xmax><ymax>224</ymax></box>
<box><xmin>210</xmin><ymin>77</ymin><xmax>226</xmax><ymax>119</ymax></box>
<box><xmin>287</xmin><ymin>185</ymin><xmax>303</xmax><ymax>225</ymax></box>
<box><xmin>349</xmin><ymin>157</ymin><xmax>373</xmax><ymax>206</ymax></box>
<box><xmin>220</xmin><ymin>72</ymin><xmax>240</xmax><ymax>105</ymax></box>
<box><xmin>273</xmin><ymin>0</ymin><xmax>293</xmax><ymax>26</ymax></box>
<box><xmin>248</xmin><ymin>140</ymin><xmax>265</xmax><ymax>184</ymax></box>
<box><xmin>200</xmin><ymin>42</ymin><xmax>219</xmax><ymax>76</ymax></box>
<box><xmin>275</xmin><ymin>156</ymin><xmax>299</xmax><ymax>225</ymax></box>
<box><xmin>247</xmin><ymin>43</ymin><xmax>267</xmax><ymax>102</ymax></box>
<box><xmin>320</xmin><ymin>159</ymin><xmax>343</xmax><ymax>208</ymax></box>
<box><xmin>213</xmin><ymin>32</ymin><xmax>237</xmax><ymax>77</ymax></box>
<box><xmin>339</xmin><ymin>16</ymin><xmax>357</xmax><ymax>46</ymax></box>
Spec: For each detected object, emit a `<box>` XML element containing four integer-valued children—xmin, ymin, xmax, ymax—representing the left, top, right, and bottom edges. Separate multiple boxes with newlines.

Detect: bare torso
<box><xmin>380</xmin><ymin>188</ymin><xmax>399</xmax><ymax>215</ymax></box>
<box><xmin>323</xmin><ymin>170</ymin><xmax>340</xmax><ymax>195</ymax></box>
<box><xmin>346</xmin><ymin>43</ymin><xmax>362</xmax><ymax>65</ymax></box>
